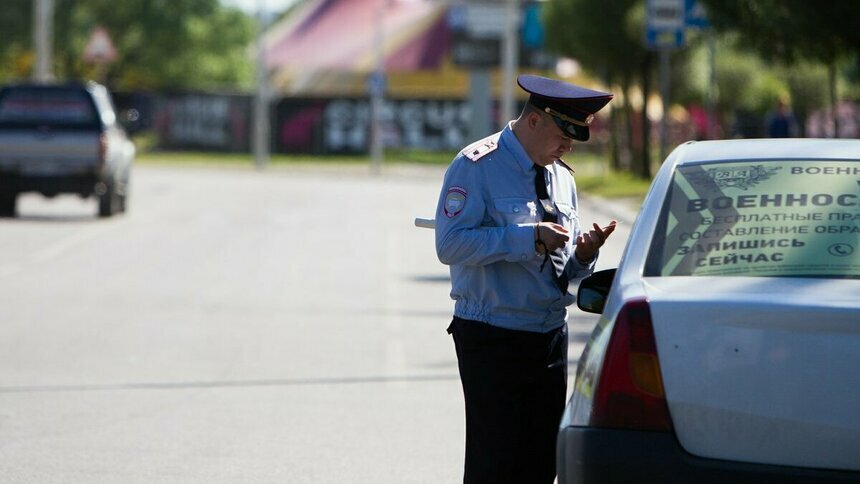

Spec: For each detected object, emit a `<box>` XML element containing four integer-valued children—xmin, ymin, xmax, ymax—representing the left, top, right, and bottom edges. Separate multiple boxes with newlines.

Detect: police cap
<box><xmin>517</xmin><ymin>74</ymin><xmax>613</xmax><ymax>142</ymax></box>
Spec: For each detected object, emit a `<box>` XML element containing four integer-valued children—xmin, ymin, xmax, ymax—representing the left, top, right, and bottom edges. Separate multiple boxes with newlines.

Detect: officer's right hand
<box><xmin>535</xmin><ymin>222</ymin><xmax>570</xmax><ymax>253</ymax></box>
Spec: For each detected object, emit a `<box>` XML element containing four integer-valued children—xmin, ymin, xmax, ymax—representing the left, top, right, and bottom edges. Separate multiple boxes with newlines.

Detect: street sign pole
<box><xmin>33</xmin><ymin>0</ymin><xmax>54</xmax><ymax>83</ymax></box>
<box><xmin>500</xmin><ymin>0</ymin><xmax>519</xmax><ymax>127</ymax></box>
<box><xmin>645</xmin><ymin>0</ymin><xmax>685</xmax><ymax>161</ymax></box>
<box><xmin>254</xmin><ymin>0</ymin><xmax>270</xmax><ymax>170</ymax></box>
<box><xmin>369</xmin><ymin>1</ymin><xmax>387</xmax><ymax>175</ymax></box>
<box><xmin>683</xmin><ymin>0</ymin><xmax>714</xmax><ymax>139</ymax></box>
<box><xmin>449</xmin><ymin>1</ymin><xmax>507</xmax><ymax>139</ymax></box>
<box><xmin>469</xmin><ymin>69</ymin><xmax>492</xmax><ymax>142</ymax></box>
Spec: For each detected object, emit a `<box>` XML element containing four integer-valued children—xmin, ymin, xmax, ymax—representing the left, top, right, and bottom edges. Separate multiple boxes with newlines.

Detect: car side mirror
<box><xmin>577</xmin><ymin>269</ymin><xmax>617</xmax><ymax>314</ymax></box>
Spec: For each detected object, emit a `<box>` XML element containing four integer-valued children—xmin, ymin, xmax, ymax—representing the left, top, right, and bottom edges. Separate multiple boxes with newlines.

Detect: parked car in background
<box><xmin>0</xmin><ymin>81</ymin><xmax>134</xmax><ymax>217</ymax></box>
<box><xmin>558</xmin><ymin>139</ymin><xmax>860</xmax><ymax>483</ymax></box>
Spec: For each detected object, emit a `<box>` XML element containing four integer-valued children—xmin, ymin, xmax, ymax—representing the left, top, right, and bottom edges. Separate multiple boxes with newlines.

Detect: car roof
<box><xmin>0</xmin><ymin>81</ymin><xmax>103</xmax><ymax>95</ymax></box>
<box><xmin>670</xmin><ymin>138</ymin><xmax>860</xmax><ymax>166</ymax></box>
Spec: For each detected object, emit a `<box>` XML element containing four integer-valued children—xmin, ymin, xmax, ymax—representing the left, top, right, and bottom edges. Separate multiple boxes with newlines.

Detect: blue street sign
<box><xmin>645</xmin><ymin>0</ymin><xmax>686</xmax><ymax>49</ymax></box>
<box><xmin>645</xmin><ymin>28</ymin><xmax>685</xmax><ymax>49</ymax></box>
<box><xmin>447</xmin><ymin>5</ymin><xmax>467</xmax><ymax>32</ymax></box>
<box><xmin>521</xmin><ymin>3</ymin><xmax>545</xmax><ymax>49</ymax></box>
<box><xmin>685</xmin><ymin>0</ymin><xmax>710</xmax><ymax>28</ymax></box>
<box><xmin>366</xmin><ymin>71</ymin><xmax>387</xmax><ymax>97</ymax></box>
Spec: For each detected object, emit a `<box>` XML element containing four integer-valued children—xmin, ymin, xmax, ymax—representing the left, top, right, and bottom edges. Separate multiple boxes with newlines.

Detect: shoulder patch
<box><xmin>461</xmin><ymin>133</ymin><xmax>501</xmax><ymax>162</ymax></box>
<box><xmin>463</xmin><ymin>140</ymin><xmax>498</xmax><ymax>162</ymax></box>
<box><xmin>444</xmin><ymin>186</ymin><xmax>468</xmax><ymax>218</ymax></box>
<box><xmin>556</xmin><ymin>159</ymin><xmax>576</xmax><ymax>174</ymax></box>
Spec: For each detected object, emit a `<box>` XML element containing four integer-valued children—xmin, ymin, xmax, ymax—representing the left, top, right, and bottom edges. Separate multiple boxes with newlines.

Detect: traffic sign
<box><xmin>451</xmin><ymin>35</ymin><xmax>500</xmax><ymax>67</ymax></box>
<box><xmin>82</xmin><ymin>27</ymin><xmax>118</xmax><ymax>64</ymax></box>
<box><xmin>685</xmin><ymin>0</ymin><xmax>710</xmax><ymax>28</ymax></box>
<box><xmin>447</xmin><ymin>3</ymin><xmax>507</xmax><ymax>39</ymax></box>
<box><xmin>645</xmin><ymin>0</ymin><xmax>685</xmax><ymax>49</ymax></box>
<box><xmin>366</xmin><ymin>71</ymin><xmax>387</xmax><ymax>97</ymax></box>
<box><xmin>448</xmin><ymin>1</ymin><xmax>551</xmax><ymax>69</ymax></box>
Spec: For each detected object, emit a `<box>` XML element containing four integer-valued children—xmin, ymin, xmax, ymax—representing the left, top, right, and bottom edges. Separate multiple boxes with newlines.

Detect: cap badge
<box><xmin>544</xmin><ymin>107</ymin><xmax>593</xmax><ymax>127</ymax></box>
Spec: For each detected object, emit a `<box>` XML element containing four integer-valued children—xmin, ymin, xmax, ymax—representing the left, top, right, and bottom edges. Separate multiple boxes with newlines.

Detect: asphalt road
<box><xmin>0</xmin><ymin>163</ymin><xmax>635</xmax><ymax>483</ymax></box>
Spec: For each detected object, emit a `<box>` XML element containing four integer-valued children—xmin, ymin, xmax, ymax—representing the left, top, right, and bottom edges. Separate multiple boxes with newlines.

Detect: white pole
<box><xmin>370</xmin><ymin>1</ymin><xmax>387</xmax><ymax>174</ymax></box>
<box><xmin>33</xmin><ymin>0</ymin><xmax>54</xmax><ymax>83</ymax></box>
<box><xmin>254</xmin><ymin>0</ymin><xmax>270</xmax><ymax>169</ymax></box>
<box><xmin>500</xmin><ymin>0</ymin><xmax>519</xmax><ymax>127</ymax></box>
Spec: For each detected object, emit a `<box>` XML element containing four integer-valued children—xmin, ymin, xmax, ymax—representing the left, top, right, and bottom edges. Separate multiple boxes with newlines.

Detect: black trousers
<box><xmin>448</xmin><ymin>316</ymin><xmax>568</xmax><ymax>484</ymax></box>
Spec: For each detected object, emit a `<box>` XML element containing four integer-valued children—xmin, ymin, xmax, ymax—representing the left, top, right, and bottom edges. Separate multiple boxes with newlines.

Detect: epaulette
<box><xmin>461</xmin><ymin>134</ymin><xmax>500</xmax><ymax>162</ymax></box>
<box><xmin>556</xmin><ymin>159</ymin><xmax>576</xmax><ymax>174</ymax></box>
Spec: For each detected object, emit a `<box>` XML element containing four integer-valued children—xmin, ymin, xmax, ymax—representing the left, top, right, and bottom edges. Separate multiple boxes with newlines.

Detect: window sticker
<box><xmin>652</xmin><ymin>160</ymin><xmax>860</xmax><ymax>278</ymax></box>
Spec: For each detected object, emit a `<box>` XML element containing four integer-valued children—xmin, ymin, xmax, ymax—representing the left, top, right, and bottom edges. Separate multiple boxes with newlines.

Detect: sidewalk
<box><xmin>583</xmin><ymin>195</ymin><xmax>641</xmax><ymax>226</ymax></box>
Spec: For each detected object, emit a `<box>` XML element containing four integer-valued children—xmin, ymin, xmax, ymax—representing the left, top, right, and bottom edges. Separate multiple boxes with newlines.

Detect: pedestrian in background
<box><xmin>434</xmin><ymin>75</ymin><xmax>617</xmax><ymax>484</ymax></box>
<box><xmin>766</xmin><ymin>98</ymin><xmax>799</xmax><ymax>138</ymax></box>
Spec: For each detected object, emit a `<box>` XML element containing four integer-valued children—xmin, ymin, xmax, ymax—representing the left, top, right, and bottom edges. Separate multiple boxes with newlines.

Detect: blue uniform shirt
<box><xmin>435</xmin><ymin>123</ymin><xmax>596</xmax><ymax>333</ymax></box>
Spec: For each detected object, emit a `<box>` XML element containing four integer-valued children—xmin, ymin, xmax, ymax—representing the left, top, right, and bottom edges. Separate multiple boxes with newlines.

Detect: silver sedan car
<box><xmin>558</xmin><ymin>138</ymin><xmax>860</xmax><ymax>483</ymax></box>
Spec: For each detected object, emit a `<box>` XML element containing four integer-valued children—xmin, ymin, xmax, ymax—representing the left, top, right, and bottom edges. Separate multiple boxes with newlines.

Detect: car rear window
<box><xmin>0</xmin><ymin>87</ymin><xmax>99</xmax><ymax>128</ymax></box>
<box><xmin>645</xmin><ymin>160</ymin><xmax>860</xmax><ymax>278</ymax></box>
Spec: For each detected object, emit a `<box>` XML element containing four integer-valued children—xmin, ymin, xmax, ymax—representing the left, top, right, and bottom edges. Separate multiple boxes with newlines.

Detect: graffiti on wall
<box><xmin>156</xmin><ymin>94</ymin><xmax>251</xmax><ymax>152</ymax></box>
<box><xmin>121</xmin><ymin>92</ymin><xmax>503</xmax><ymax>154</ymax></box>
<box><xmin>277</xmin><ymin>98</ymin><xmax>477</xmax><ymax>154</ymax></box>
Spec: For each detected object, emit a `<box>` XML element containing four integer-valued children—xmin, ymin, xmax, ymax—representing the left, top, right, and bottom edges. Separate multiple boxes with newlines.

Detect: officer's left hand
<box><xmin>574</xmin><ymin>220</ymin><xmax>617</xmax><ymax>263</ymax></box>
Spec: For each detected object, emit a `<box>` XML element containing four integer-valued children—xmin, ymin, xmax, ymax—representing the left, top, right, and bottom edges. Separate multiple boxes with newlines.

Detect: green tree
<box><xmin>543</xmin><ymin>0</ymin><xmax>704</xmax><ymax>178</ymax></box>
<box><xmin>0</xmin><ymin>0</ymin><xmax>255</xmax><ymax>91</ymax></box>
<box><xmin>699</xmin><ymin>0</ymin><xmax>860</xmax><ymax>136</ymax></box>
<box><xmin>0</xmin><ymin>1</ymin><xmax>34</xmax><ymax>81</ymax></box>
<box><xmin>782</xmin><ymin>62</ymin><xmax>829</xmax><ymax>136</ymax></box>
<box><xmin>544</xmin><ymin>0</ymin><xmax>655</xmax><ymax>178</ymax></box>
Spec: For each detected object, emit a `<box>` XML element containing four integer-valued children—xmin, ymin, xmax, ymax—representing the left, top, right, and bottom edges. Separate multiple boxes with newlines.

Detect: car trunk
<box><xmin>643</xmin><ymin>276</ymin><xmax>860</xmax><ymax>471</ymax></box>
<box><xmin>0</xmin><ymin>130</ymin><xmax>101</xmax><ymax>175</ymax></box>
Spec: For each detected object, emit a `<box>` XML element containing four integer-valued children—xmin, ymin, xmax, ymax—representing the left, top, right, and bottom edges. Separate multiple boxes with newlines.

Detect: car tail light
<box><xmin>590</xmin><ymin>298</ymin><xmax>673</xmax><ymax>431</ymax></box>
<box><xmin>98</xmin><ymin>133</ymin><xmax>108</xmax><ymax>164</ymax></box>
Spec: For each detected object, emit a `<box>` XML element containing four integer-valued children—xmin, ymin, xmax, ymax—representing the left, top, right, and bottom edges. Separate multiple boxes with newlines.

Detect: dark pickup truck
<box><xmin>0</xmin><ymin>81</ymin><xmax>135</xmax><ymax>217</ymax></box>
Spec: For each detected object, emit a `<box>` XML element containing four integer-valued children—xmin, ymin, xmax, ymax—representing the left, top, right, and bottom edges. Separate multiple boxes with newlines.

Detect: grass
<box><xmin>136</xmin><ymin>148</ymin><xmax>653</xmax><ymax>200</ymax></box>
<box><xmin>575</xmin><ymin>169</ymin><xmax>653</xmax><ymax>200</ymax></box>
<box><xmin>136</xmin><ymin>150</ymin><xmax>368</xmax><ymax>167</ymax></box>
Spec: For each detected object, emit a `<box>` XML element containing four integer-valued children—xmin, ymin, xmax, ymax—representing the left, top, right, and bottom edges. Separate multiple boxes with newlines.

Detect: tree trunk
<box><xmin>609</xmin><ymin>97</ymin><xmax>621</xmax><ymax>171</ymax></box>
<box><xmin>622</xmin><ymin>77</ymin><xmax>633</xmax><ymax>172</ymax></box>
<box><xmin>829</xmin><ymin>60</ymin><xmax>839</xmax><ymax>137</ymax></box>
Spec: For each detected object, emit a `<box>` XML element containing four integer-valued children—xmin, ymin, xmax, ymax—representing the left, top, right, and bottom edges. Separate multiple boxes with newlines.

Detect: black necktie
<box><xmin>534</xmin><ymin>165</ymin><xmax>568</xmax><ymax>294</ymax></box>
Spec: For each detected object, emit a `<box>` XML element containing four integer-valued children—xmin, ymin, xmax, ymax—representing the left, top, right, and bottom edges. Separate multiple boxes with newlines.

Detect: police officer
<box><xmin>435</xmin><ymin>75</ymin><xmax>617</xmax><ymax>484</ymax></box>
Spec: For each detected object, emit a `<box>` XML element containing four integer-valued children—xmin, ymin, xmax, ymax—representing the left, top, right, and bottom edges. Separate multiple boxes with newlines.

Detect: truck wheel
<box><xmin>98</xmin><ymin>183</ymin><xmax>118</xmax><ymax>217</ymax></box>
<box><xmin>0</xmin><ymin>192</ymin><xmax>16</xmax><ymax>217</ymax></box>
